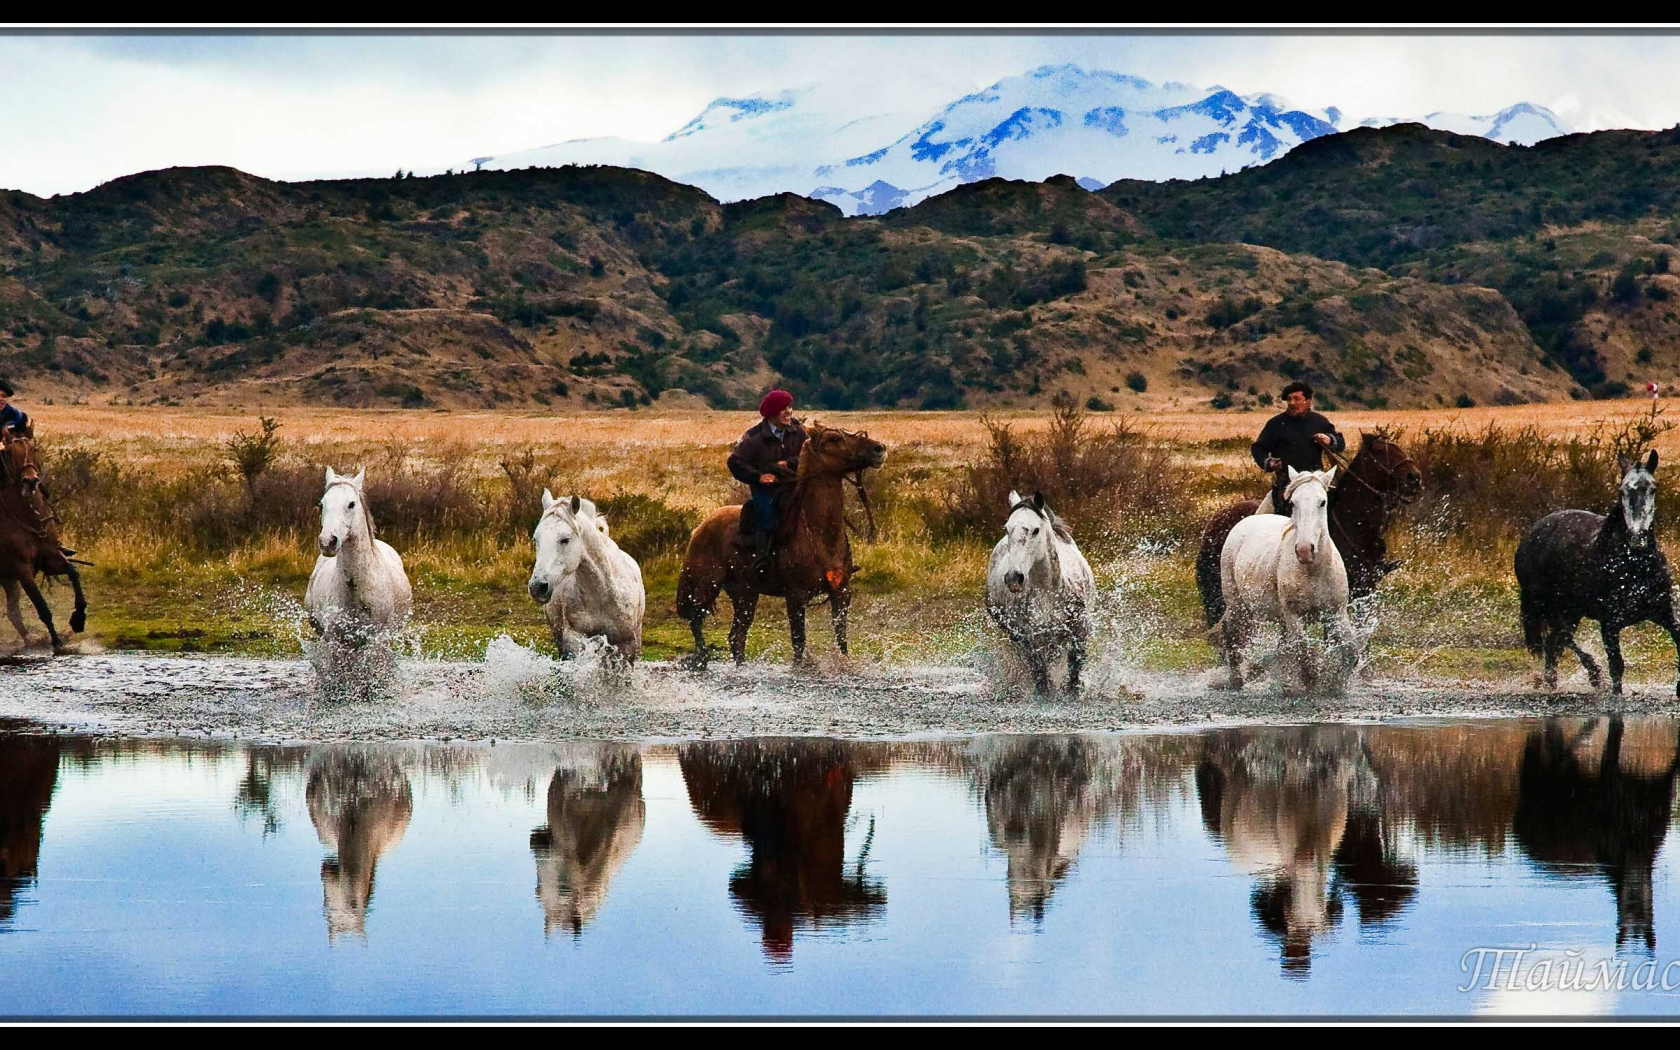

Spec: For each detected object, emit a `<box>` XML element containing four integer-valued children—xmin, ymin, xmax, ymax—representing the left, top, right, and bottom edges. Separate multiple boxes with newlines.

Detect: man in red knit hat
<box><xmin>728</xmin><ymin>389</ymin><xmax>806</xmax><ymax>569</ymax></box>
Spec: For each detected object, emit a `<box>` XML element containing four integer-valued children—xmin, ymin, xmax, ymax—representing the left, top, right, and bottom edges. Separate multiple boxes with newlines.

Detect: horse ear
<box><xmin>1008</xmin><ymin>489</ymin><xmax>1022</xmax><ymax>508</ymax></box>
<box><xmin>569</xmin><ymin>494</ymin><xmax>581</xmax><ymax>515</ymax></box>
<box><xmin>325</xmin><ymin>466</ymin><xmax>338</xmax><ymax>485</ymax></box>
<box><xmin>1032</xmin><ymin>491</ymin><xmax>1045</xmax><ymax>511</ymax></box>
<box><xmin>541</xmin><ymin>489</ymin><xmax>555</xmax><ymax>511</ymax></box>
<box><xmin>1287</xmin><ymin>466</ymin><xmax>1300</xmax><ymax>481</ymax></box>
<box><xmin>351</xmin><ymin>469</ymin><xmax>365</xmax><ymax>489</ymax></box>
<box><xmin>1324</xmin><ymin>466</ymin><xmax>1338</xmax><ymax>487</ymax></box>
<box><xmin>1619</xmin><ymin>454</ymin><xmax>1634</xmax><ymax>475</ymax></box>
<box><xmin>1648</xmin><ymin>450</ymin><xmax>1660</xmax><ymax>473</ymax></box>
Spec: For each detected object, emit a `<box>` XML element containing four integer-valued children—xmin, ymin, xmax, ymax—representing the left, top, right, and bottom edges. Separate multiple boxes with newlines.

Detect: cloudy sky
<box><xmin>5</xmin><ymin>29</ymin><xmax>1680</xmax><ymax>197</ymax></box>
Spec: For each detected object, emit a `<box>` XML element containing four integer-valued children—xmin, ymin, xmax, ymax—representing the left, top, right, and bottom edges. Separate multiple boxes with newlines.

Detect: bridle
<box><xmin>802</xmin><ymin>426</ymin><xmax>880</xmax><ymax>542</ymax></box>
<box><xmin>1324</xmin><ymin>437</ymin><xmax>1418</xmax><ymax>506</ymax></box>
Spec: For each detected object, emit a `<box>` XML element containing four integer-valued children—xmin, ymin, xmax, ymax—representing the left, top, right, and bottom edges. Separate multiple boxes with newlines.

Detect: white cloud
<box><xmin>4</xmin><ymin>31</ymin><xmax>1680</xmax><ymax>197</ymax></box>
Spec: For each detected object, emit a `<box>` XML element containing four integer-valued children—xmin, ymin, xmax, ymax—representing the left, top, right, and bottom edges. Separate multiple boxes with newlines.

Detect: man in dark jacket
<box><xmin>728</xmin><ymin>389</ymin><xmax>806</xmax><ymax>567</ymax></box>
<box><xmin>1251</xmin><ymin>381</ymin><xmax>1344</xmax><ymax>514</ymax></box>
<box><xmin>0</xmin><ymin>380</ymin><xmax>30</xmax><ymax>435</ymax></box>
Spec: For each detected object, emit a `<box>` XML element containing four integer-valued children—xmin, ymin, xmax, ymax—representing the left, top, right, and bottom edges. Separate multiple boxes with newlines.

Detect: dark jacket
<box><xmin>1251</xmin><ymin>410</ymin><xmax>1344</xmax><ymax>472</ymax></box>
<box><xmin>0</xmin><ymin>404</ymin><xmax>29</xmax><ymax>434</ymax></box>
<box><xmin>728</xmin><ymin>419</ymin><xmax>806</xmax><ymax>489</ymax></box>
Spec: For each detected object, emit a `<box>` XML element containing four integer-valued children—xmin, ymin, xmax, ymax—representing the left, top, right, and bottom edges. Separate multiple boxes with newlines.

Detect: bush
<box><xmin>1085</xmin><ymin>396</ymin><xmax>1115</xmax><ymax>412</ymax></box>
<box><xmin>1403</xmin><ymin>404</ymin><xmax>1680</xmax><ymax>544</ymax></box>
<box><xmin>1125</xmin><ymin>371</ymin><xmax>1148</xmax><ymax>393</ymax></box>
<box><xmin>928</xmin><ymin>397</ymin><xmax>1192</xmax><ymax>553</ymax></box>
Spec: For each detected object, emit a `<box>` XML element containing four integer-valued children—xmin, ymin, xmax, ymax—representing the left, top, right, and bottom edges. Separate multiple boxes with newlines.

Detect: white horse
<box><xmin>1214</xmin><ymin>467</ymin><xmax>1357</xmax><ymax>692</ymax></box>
<box><xmin>304</xmin><ymin>467</ymin><xmax>413</xmax><ymax>652</ymax></box>
<box><xmin>527</xmin><ymin>490</ymin><xmax>646</xmax><ymax>664</ymax></box>
<box><xmin>985</xmin><ymin>490</ymin><xmax>1097</xmax><ymax>695</ymax></box>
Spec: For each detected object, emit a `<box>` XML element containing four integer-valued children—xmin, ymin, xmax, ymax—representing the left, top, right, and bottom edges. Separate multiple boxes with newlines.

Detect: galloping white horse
<box><xmin>1214</xmin><ymin>467</ymin><xmax>1357</xmax><ymax>692</ymax></box>
<box><xmin>985</xmin><ymin>490</ymin><xmax>1097</xmax><ymax>695</ymax></box>
<box><xmin>304</xmin><ymin>467</ymin><xmax>413</xmax><ymax>651</ymax></box>
<box><xmin>527</xmin><ymin>490</ymin><xmax>646</xmax><ymax>664</ymax></box>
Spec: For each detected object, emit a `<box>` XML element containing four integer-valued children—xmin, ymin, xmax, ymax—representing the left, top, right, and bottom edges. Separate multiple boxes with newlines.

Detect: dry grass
<box><xmin>19</xmin><ymin>399</ymin><xmax>1680</xmax><ymax>675</ymax></box>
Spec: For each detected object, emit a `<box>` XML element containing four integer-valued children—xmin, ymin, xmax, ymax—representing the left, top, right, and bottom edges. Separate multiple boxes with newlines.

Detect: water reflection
<box><xmin>679</xmin><ymin>739</ymin><xmax>886</xmax><ymax>961</ymax></box>
<box><xmin>8</xmin><ymin>720</ymin><xmax>1680</xmax><ymax>1013</ymax></box>
<box><xmin>0</xmin><ymin>735</ymin><xmax>59</xmax><ymax>925</ymax></box>
<box><xmin>1196</xmin><ymin>728</ymin><xmax>1372</xmax><ymax>975</ymax></box>
<box><xmin>965</xmin><ymin>738</ymin><xmax>1116</xmax><ymax>921</ymax></box>
<box><xmin>530</xmin><ymin>745</ymin><xmax>646</xmax><ymax>937</ymax></box>
<box><xmin>305</xmin><ymin>749</ymin><xmax>414</xmax><ymax>942</ymax></box>
<box><xmin>1512</xmin><ymin>718</ymin><xmax>1680</xmax><ymax>952</ymax></box>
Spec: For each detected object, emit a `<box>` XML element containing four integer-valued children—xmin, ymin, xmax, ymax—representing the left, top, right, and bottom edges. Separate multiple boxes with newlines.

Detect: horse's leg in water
<box><xmin>1602</xmin><ymin>622</ymin><xmax>1626</xmax><ymax>695</ymax></box>
<box><xmin>830</xmin><ymin>587</ymin><xmax>851</xmax><ymax>656</ymax></box>
<box><xmin>1026</xmin><ymin>644</ymin><xmax>1053</xmax><ymax>697</ymax></box>
<box><xmin>1562</xmin><ymin>618</ymin><xmax>1603</xmax><ymax>688</ymax></box>
<box><xmin>1324</xmin><ymin>610</ymin><xmax>1359</xmax><ymax>692</ymax></box>
<box><xmin>1653</xmin><ymin>602</ymin><xmax>1680</xmax><ymax>698</ymax></box>
<box><xmin>3</xmin><ymin>580</ymin><xmax>28</xmax><ymax>647</ymax></box>
<box><xmin>786</xmin><ymin>597</ymin><xmax>807</xmax><ymax>663</ymax></box>
<box><xmin>63</xmin><ymin>564</ymin><xmax>87</xmax><ymax>634</ymax></box>
<box><xmin>1278</xmin><ymin>610</ymin><xmax>1309</xmax><ymax>694</ymax></box>
<box><xmin>17</xmin><ymin>575</ymin><xmax>60</xmax><ymax>651</ymax></box>
<box><xmin>728</xmin><ymin>588</ymin><xmax>760</xmax><ymax>666</ymax></box>
<box><xmin>1066</xmin><ymin>616</ymin><xmax>1090</xmax><ymax>696</ymax></box>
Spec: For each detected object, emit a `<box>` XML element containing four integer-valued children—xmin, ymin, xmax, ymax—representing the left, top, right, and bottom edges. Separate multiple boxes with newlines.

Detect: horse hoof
<box><xmin>69</xmin><ymin>611</ymin><xmax>86</xmax><ymax>633</ymax></box>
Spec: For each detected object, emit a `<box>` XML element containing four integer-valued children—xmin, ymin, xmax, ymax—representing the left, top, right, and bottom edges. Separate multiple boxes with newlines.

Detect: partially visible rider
<box><xmin>728</xmin><ymin>389</ymin><xmax>806</xmax><ymax>570</ymax></box>
<box><xmin>1250</xmin><ymin>380</ymin><xmax>1344</xmax><ymax>515</ymax></box>
<box><xmin>0</xmin><ymin>380</ymin><xmax>30</xmax><ymax>436</ymax></box>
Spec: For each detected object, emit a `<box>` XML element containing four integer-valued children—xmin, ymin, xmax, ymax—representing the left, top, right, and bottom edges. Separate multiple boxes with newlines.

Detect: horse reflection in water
<box><xmin>530</xmin><ymin>746</ymin><xmax>646</xmax><ymax>937</ymax></box>
<box><xmin>971</xmin><ymin>738</ymin><xmax>1115</xmax><ymax>922</ymax></box>
<box><xmin>679</xmin><ymin>740</ymin><xmax>886</xmax><ymax>962</ymax></box>
<box><xmin>1197</xmin><ymin>727</ymin><xmax>1418</xmax><ymax>977</ymax></box>
<box><xmin>1512</xmin><ymin>717</ymin><xmax>1680</xmax><ymax>952</ymax></box>
<box><xmin>0</xmin><ymin>734</ymin><xmax>61</xmax><ymax>925</ymax></box>
<box><xmin>305</xmin><ymin>749</ymin><xmax>413</xmax><ymax>942</ymax></box>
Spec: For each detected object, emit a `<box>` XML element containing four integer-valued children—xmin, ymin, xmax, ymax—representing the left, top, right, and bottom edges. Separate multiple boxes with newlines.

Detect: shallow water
<box><xmin>7</xmin><ymin>719</ymin><xmax>1680</xmax><ymax>1017</ymax></box>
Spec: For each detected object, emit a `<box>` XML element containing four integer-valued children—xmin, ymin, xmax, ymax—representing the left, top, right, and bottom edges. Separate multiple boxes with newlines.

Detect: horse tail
<box><xmin>1195</xmin><ymin>527</ymin><xmax>1225</xmax><ymax>628</ymax></box>
<box><xmin>675</xmin><ymin>561</ymin><xmax>706</xmax><ymax>622</ymax></box>
<box><xmin>1519</xmin><ymin>588</ymin><xmax>1547</xmax><ymax>656</ymax></box>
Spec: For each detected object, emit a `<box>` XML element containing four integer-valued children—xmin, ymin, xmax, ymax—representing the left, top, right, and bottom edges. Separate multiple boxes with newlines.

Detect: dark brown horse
<box><xmin>677</xmin><ymin>423</ymin><xmax>886</xmax><ymax>666</ymax></box>
<box><xmin>1195</xmin><ymin>430</ymin><xmax>1421</xmax><ymax>626</ymax></box>
<box><xmin>0</xmin><ymin>426</ymin><xmax>86</xmax><ymax>650</ymax></box>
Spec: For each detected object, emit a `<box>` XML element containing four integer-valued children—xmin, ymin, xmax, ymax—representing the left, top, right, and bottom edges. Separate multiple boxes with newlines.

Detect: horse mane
<box><xmin>1009</xmin><ymin>496</ymin><xmax>1075</xmax><ymax>544</ymax></box>
<box><xmin>1282</xmin><ymin>471</ymin><xmax>1330</xmax><ymax>502</ymax></box>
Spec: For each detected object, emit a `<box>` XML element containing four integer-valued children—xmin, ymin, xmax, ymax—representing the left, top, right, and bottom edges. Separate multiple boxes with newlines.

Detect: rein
<box><xmin>846</xmin><ymin>470</ymin><xmax>876</xmax><ymax>542</ymax></box>
<box><xmin>1324</xmin><ymin>443</ymin><xmax>1416</xmax><ymax>505</ymax></box>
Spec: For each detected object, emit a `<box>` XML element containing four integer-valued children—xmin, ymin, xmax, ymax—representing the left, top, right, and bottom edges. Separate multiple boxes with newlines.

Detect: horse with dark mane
<box><xmin>0</xmin><ymin>426</ymin><xmax>86</xmax><ymax>651</ymax></box>
<box><xmin>1195</xmin><ymin>429</ymin><xmax>1420</xmax><ymax>627</ymax></box>
<box><xmin>1515</xmin><ymin>451</ymin><xmax>1680</xmax><ymax>695</ymax></box>
<box><xmin>676</xmin><ymin>423</ymin><xmax>886</xmax><ymax>666</ymax></box>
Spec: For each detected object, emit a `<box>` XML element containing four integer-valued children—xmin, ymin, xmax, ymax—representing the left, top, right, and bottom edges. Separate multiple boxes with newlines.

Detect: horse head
<box><xmin>317</xmin><ymin>466</ymin><xmax>369</xmax><ymax>557</ymax></box>
<box><xmin>1284</xmin><ymin>468</ymin><xmax>1336</xmax><ymax>565</ymax></box>
<box><xmin>800</xmin><ymin>422</ymin><xmax>887</xmax><ymax>476</ymax></box>
<box><xmin>0</xmin><ymin>428</ymin><xmax>41</xmax><ymax>493</ymax></box>
<box><xmin>996</xmin><ymin>490</ymin><xmax>1060</xmax><ymax>595</ymax></box>
<box><xmin>1354</xmin><ymin>429</ymin><xmax>1422</xmax><ymax>504</ymax></box>
<box><xmin>528</xmin><ymin>489</ymin><xmax>593</xmax><ymax>604</ymax></box>
<box><xmin>1617</xmin><ymin>449</ymin><xmax>1660</xmax><ymax>548</ymax></box>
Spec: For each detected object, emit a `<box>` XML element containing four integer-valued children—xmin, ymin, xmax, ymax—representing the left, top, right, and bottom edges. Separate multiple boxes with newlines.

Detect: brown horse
<box><xmin>677</xmin><ymin>423</ymin><xmax>886</xmax><ymax>666</ymax></box>
<box><xmin>1195</xmin><ymin>430</ymin><xmax>1421</xmax><ymax>627</ymax></box>
<box><xmin>0</xmin><ymin>426</ymin><xmax>87</xmax><ymax>650</ymax></box>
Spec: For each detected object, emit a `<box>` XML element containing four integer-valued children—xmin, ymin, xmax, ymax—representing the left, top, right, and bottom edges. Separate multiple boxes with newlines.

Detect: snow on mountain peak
<box><xmin>469</xmin><ymin>67</ymin><xmax>1577</xmax><ymax>215</ymax></box>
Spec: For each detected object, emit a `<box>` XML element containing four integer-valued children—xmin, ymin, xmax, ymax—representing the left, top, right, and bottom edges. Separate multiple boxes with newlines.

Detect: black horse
<box><xmin>1514</xmin><ymin>450</ymin><xmax>1680</xmax><ymax>695</ymax></box>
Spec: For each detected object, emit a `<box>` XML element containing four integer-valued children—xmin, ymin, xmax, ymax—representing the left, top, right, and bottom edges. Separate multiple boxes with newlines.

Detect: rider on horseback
<box><xmin>1251</xmin><ymin>381</ymin><xmax>1344</xmax><ymax>515</ymax></box>
<box><xmin>728</xmin><ymin>389</ymin><xmax>806</xmax><ymax>569</ymax></box>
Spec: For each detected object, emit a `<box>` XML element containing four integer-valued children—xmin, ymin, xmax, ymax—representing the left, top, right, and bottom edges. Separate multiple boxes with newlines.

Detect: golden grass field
<box><xmin>21</xmin><ymin>399</ymin><xmax>1680</xmax><ymax>682</ymax></box>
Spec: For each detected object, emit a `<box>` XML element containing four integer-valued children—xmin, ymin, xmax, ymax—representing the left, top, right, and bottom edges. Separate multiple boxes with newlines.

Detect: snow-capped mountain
<box><xmin>1350</xmin><ymin>102</ymin><xmax>1571</xmax><ymax>146</ymax></box>
<box><xmin>470</xmin><ymin>64</ymin><xmax>1573</xmax><ymax>215</ymax></box>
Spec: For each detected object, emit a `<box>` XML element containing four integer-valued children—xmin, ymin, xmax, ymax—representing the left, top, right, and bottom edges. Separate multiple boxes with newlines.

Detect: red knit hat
<box><xmin>759</xmin><ymin>389</ymin><xmax>793</xmax><ymax>418</ymax></box>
